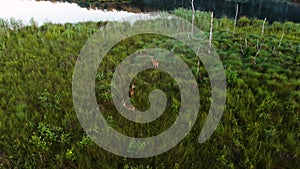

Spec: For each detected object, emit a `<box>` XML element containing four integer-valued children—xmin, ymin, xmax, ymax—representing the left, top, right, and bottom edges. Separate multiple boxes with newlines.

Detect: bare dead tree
<box><xmin>278</xmin><ymin>31</ymin><xmax>285</xmax><ymax>47</ymax></box>
<box><xmin>261</xmin><ymin>18</ymin><xmax>267</xmax><ymax>36</ymax></box>
<box><xmin>189</xmin><ymin>0</ymin><xmax>195</xmax><ymax>34</ymax></box>
<box><xmin>208</xmin><ymin>12</ymin><xmax>214</xmax><ymax>54</ymax></box>
<box><xmin>233</xmin><ymin>4</ymin><xmax>239</xmax><ymax>36</ymax></box>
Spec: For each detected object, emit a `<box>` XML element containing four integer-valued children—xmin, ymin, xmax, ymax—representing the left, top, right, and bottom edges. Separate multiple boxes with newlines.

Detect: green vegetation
<box><xmin>0</xmin><ymin>8</ymin><xmax>299</xmax><ymax>168</ymax></box>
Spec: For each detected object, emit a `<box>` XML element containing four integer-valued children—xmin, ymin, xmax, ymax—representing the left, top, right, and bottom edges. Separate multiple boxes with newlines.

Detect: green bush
<box><xmin>238</xmin><ymin>16</ymin><xmax>251</xmax><ymax>27</ymax></box>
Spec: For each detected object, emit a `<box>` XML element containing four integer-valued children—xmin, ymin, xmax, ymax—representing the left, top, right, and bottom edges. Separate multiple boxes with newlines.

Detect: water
<box><xmin>72</xmin><ymin>0</ymin><xmax>300</xmax><ymax>23</ymax></box>
<box><xmin>1</xmin><ymin>0</ymin><xmax>299</xmax><ymax>25</ymax></box>
<box><xmin>0</xmin><ymin>0</ymin><xmax>151</xmax><ymax>26</ymax></box>
<box><xmin>130</xmin><ymin>0</ymin><xmax>300</xmax><ymax>23</ymax></box>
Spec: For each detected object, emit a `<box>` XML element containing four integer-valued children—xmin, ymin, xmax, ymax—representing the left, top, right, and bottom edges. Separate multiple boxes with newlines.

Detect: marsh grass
<box><xmin>0</xmin><ymin>8</ymin><xmax>299</xmax><ymax>168</ymax></box>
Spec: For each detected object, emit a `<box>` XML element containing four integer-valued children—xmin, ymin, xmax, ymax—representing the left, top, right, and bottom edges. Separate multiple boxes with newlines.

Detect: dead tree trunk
<box><xmin>189</xmin><ymin>0</ymin><xmax>195</xmax><ymax>35</ymax></box>
<box><xmin>233</xmin><ymin>3</ymin><xmax>239</xmax><ymax>36</ymax></box>
<box><xmin>208</xmin><ymin>12</ymin><xmax>214</xmax><ymax>54</ymax></box>
<box><xmin>261</xmin><ymin>18</ymin><xmax>267</xmax><ymax>36</ymax></box>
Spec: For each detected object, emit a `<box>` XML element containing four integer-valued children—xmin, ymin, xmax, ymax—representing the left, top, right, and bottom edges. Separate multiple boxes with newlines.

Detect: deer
<box><xmin>122</xmin><ymin>100</ymin><xmax>135</xmax><ymax>111</ymax></box>
<box><xmin>129</xmin><ymin>83</ymin><xmax>135</xmax><ymax>97</ymax></box>
<box><xmin>150</xmin><ymin>56</ymin><xmax>159</xmax><ymax>69</ymax></box>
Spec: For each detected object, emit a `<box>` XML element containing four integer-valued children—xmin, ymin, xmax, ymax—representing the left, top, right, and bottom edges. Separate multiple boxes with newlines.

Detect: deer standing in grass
<box><xmin>150</xmin><ymin>56</ymin><xmax>159</xmax><ymax>69</ymax></box>
<box><xmin>129</xmin><ymin>83</ymin><xmax>135</xmax><ymax>97</ymax></box>
<box><xmin>122</xmin><ymin>100</ymin><xmax>135</xmax><ymax>111</ymax></box>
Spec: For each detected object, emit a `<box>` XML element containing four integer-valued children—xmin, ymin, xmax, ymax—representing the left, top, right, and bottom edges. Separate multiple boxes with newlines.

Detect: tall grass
<box><xmin>0</xmin><ymin>9</ymin><xmax>299</xmax><ymax>168</ymax></box>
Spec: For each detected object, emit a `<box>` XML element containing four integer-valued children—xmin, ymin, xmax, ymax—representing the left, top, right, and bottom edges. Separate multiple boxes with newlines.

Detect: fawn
<box><xmin>122</xmin><ymin>100</ymin><xmax>135</xmax><ymax>111</ymax></box>
<box><xmin>150</xmin><ymin>56</ymin><xmax>159</xmax><ymax>69</ymax></box>
<box><xmin>129</xmin><ymin>83</ymin><xmax>135</xmax><ymax>97</ymax></box>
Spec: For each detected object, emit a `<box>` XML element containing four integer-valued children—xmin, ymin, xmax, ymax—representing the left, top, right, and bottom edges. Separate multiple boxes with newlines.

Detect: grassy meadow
<box><xmin>0</xmin><ymin>9</ymin><xmax>299</xmax><ymax>168</ymax></box>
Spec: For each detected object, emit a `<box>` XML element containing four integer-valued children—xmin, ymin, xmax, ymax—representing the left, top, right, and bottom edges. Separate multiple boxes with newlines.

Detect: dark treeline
<box><xmin>42</xmin><ymin>0</ymin><xmax>300</xmax><ymax>23</ymax></box>
<box><xmin>131</xmin><ymin>0</ymin><xmax>300</xmax><ymax>23</ymax></box>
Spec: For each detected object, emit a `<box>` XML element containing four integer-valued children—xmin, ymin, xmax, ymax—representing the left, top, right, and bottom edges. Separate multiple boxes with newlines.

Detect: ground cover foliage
<box><xmin>0</xmin><ymin>9</ymin><xmax>299</xmax><ymax>168</ymax></box>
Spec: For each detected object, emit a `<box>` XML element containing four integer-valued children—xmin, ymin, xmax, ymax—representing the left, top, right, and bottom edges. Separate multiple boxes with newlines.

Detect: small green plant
<box><xmin>226</xmin><ymin>68</ymin><xmax>238</xmax><ymax>87</ymax></box>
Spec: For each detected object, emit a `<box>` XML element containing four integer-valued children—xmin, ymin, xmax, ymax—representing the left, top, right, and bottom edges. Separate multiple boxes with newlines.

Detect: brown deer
<box><xmin>129</xmin><ymin>83</ymin><xmax>135</xmax><ymax>97</ymax></box>
<box><xmin>122</xmin><ymin>100</ymin><xmax>135</xmax><ymax>111</ymax></box>
<box><xmin>150</xmin><ymin>56</ymin><xmax>159</xmax><ymax>69</ymax></box>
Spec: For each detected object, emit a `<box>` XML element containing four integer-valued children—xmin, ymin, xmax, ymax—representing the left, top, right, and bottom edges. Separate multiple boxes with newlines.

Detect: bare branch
<box><xmin>261</xmin><ymin>18</ymin><xmax>267</xmax><ymax>36</ymax></box>
<box><xmin>233</xmin><ymin>4</ymin><xmax>239</xmax><ymax>36</ymax></box>
<box><xmin>208</xmin><ymin>12</ymin><xmax>214</xmax><ymax>54</ymax></box>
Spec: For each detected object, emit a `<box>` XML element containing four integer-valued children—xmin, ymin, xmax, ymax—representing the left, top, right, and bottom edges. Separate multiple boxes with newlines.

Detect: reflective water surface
<box><xmin>1</xmin><ymin>0</ymin><xmax>299</xmax><ymax>25</ymax></box>
<box><xmin>0</xmin><ymin>0</ymin><xmax>149</xmax><ymax>25</ymax></box>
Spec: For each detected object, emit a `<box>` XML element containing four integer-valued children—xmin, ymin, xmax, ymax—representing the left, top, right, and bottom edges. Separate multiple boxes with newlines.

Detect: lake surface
<box><xmin>75</xmin><ymin>0</ymin><xmax>300</xmax><ymax>23</ymax></box>
<box><xmin>130</xmin><ymin>0</ymin><xmax>300</xmax><ymax>23</ymax></box>
<box><xmin>0</xmin><ymin>0</ymin><xmax>151</xmax><ymax>25</ymax></box>
<box><xmin>1</xmin><ymin>0</ymin><xmax>299</xmax><ymax>25</ymax></box>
